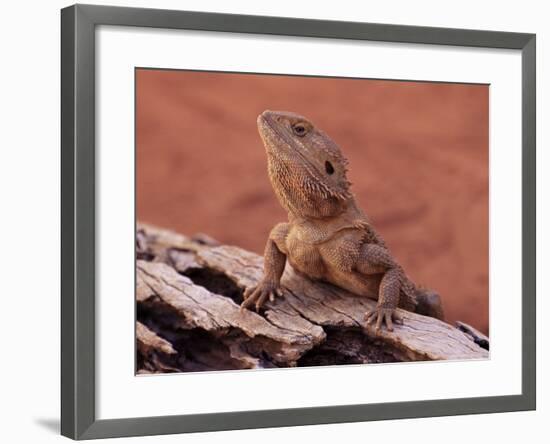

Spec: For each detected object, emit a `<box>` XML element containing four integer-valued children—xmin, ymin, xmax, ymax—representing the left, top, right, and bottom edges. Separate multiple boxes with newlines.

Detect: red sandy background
<box><xmin>136</xmin><ymin>69</ymin><xmax>489</xmax><ymax>334</ymax></box>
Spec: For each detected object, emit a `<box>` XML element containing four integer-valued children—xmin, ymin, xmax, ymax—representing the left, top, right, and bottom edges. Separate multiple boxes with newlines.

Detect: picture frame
<box><xmin>60</xmin><ymin>3</ymin><xmax>536</xmax><ymax>440</ymax></box>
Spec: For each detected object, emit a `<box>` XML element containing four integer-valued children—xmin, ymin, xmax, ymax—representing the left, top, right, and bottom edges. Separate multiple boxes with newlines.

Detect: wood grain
<box><xmin>135</xmin><ymin>223</ymin><xmax>488</xmax><ymax>373</ymax></box>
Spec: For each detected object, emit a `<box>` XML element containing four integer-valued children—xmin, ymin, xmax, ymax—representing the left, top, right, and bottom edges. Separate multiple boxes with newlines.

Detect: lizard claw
<box><xmin>240</xmin><ymin>280</ymin><xmax>283</xmax><ymax>313</ymax></box>
<box><xmin>365</xmin><ymin>307</ymin><xmax>403</xmax><ymax>332</ymax></box>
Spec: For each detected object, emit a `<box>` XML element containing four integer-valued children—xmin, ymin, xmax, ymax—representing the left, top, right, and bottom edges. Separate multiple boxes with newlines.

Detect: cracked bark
<box><xmin>135</xmin><ymin>222</ymin><xmax>489</xmax><ymax>373</ymax></box>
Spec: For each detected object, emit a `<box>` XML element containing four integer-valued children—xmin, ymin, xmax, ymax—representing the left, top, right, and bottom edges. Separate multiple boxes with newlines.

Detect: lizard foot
<box><xmin>240</xmin><ymin>280</ymin><xmax>283</xmax><ymax>313</ymax></box>
<box><xmin>364</xmin><ymin>307</ymin><xmax>403</xmax><ymax>332</ymax></box>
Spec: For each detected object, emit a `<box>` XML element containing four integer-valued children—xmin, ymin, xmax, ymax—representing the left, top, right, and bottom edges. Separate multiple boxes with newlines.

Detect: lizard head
<box><xmin>257</xmin><ymin>110</ymin><xmax>352</xmax><ymax>219</ymax></box>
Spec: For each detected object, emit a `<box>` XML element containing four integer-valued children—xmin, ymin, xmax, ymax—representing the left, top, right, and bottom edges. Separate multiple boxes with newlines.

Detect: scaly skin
<box><xmin>240</xmin><ymin>110</ymin><xmax>444</xmax><ymax>331</ymax></box>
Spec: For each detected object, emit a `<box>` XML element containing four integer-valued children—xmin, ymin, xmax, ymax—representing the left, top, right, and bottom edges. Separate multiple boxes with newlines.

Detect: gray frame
<box><xmin>61</xmin><ymin>3</ymin><xmax>536</xmax><ymax>440</ymax></box>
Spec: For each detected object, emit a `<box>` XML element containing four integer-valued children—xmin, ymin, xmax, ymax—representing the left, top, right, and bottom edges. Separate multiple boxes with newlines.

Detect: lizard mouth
<box><xmin>257</xmin><ymin>111</ymin><xmax>313</xmax><ymax>164</ymax></box>
<box><xmin>257</xmin><ymin>111</ymin><xmax>291</xmax><ymax>149</ymax></box>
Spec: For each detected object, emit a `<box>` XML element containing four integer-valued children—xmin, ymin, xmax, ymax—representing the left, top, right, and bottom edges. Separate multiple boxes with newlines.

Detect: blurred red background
<box><xmin>136</xmin><ymin>69</ymin><xmax>489</xmax><ymax>334</ymax></box>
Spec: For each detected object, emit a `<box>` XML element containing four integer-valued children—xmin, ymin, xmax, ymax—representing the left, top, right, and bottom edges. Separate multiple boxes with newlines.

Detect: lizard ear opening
<box><xmin>325</xmin><ymin>161</ymin><xmax>335</xmax><ymax>175</ymax></box>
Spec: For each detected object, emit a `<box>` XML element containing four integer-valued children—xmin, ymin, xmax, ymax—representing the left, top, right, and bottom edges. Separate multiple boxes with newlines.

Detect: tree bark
<box><xmin>136</xmin><ymin>222</ymin><xmax>489</xmax><ymax>373</ymax></box>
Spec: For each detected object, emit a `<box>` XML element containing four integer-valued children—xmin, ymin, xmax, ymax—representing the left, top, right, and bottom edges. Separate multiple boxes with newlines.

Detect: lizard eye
<box><xmin>292</xmin><ymin>123</ymin><xmax>307</xmax><ymax>137</ymax></box>
<box><xmin>325</xmin><ymin>161</ymin><xmax>335</xmax><ymax>175</ymax></box>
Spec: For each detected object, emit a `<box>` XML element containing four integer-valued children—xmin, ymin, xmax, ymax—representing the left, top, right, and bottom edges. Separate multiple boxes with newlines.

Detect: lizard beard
<box><xmin>267</xmin><ymin>156</ymin><xmax>349</xmax><ymax>219</ymax></box>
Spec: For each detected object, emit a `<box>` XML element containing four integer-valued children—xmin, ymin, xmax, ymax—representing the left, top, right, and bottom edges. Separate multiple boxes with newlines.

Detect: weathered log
<box><xmin>136</xmin><ymin>321</ymin><xmax>180</xmax><ymax>374</ymax></box>
<box><xmin>136</xmin><ymin>222</ymin><xmax>489</xmax><ymax>373</ymax></box>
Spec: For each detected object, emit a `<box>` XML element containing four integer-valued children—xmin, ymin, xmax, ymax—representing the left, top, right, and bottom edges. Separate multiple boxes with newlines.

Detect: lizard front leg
<box><xmin>241</xmin><ymin>223</ymin><xmax>289</xmax><ymax>312</ymax></box>
<box><xmin>364</xmin><ymin>267</ymin><xmax>405</xmax><ymax>331</ymax></box>
<box><xmin>357</xmin><ymin>244</ymin><xmax>404</xmax><ymax>331</ymax></box>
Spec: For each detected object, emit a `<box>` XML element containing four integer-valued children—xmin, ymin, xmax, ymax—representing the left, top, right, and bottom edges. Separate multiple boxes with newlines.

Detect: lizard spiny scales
<box><xmin>240</xmin><ymin>110</ymin><xmax>444</xmax><ymax>331</ymax></box>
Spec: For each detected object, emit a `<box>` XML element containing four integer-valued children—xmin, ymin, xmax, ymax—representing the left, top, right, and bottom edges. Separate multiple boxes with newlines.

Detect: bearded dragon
<box><xmin>240</xmin><ymin>110</ymin><xmax>444</xmax><ymax>331</ymax></box>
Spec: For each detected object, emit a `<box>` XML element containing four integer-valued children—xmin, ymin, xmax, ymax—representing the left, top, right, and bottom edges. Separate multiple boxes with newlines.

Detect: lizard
<box><xmin>240</xmin><ymin>110</ymin><xmax>444</xmax><ymax>331</ymax></box>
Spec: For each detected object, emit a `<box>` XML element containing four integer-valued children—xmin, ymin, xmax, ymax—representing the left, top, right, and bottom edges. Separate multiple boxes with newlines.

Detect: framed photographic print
<box><xmin>61</xmin><ymin>4</ymin><xmax>536</xmax><ymax>440</ymax></box>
